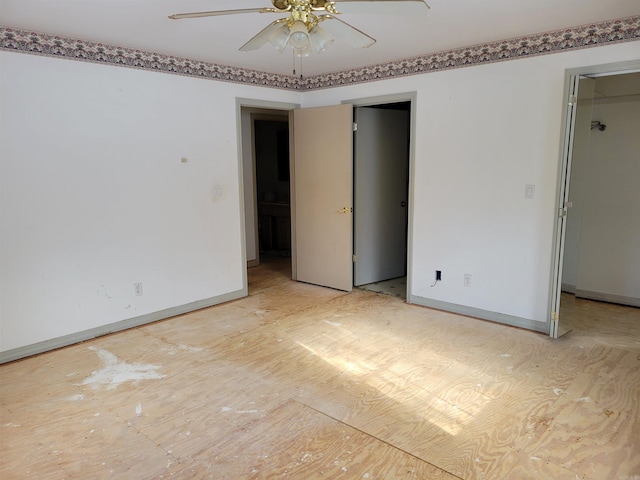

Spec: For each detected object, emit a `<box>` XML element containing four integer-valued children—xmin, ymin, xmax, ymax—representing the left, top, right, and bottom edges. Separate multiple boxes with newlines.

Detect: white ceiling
<box><xmin>1</xmin><ymin>0</ymin><xmax>639</xmax><ymax>77</ymax></box>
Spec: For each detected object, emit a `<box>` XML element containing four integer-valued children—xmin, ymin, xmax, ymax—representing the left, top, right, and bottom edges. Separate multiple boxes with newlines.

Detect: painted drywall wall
<box><xmin>572</xmin><ymin>91</ymin><xmax>640</xmax><ymax>302</ymax></box>
<box><xmin>302</xmin><ymin>42</ymin><xmax>640</xmax><ymax>325</ymax></box>
<box><xmin>1</xmin><ymin>41</ymin><xmax>638</xmax><ymax>356</ymax></box>
<box><xmin>0</xmin><ymin>51</ymin><xmax>300</xmax><ymax>354</ymax></box>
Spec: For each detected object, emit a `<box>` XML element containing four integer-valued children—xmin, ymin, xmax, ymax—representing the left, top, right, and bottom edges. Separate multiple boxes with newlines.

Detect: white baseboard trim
<box><xmin>410</xmin><ymin>295</ymin><xmax>549</xmax><ymax>334</ymax></box>
<box><xmin>0</xmin><ymin>288</ymin><xmax>247</xmax><ymax>364</ymax></box>
<box><xmin>561</xmin><ymin>283</ymin><xmax>576</xmax><ymax>294</ymax></box>
<box><xmin>575</xmin><ymin>289</ymin><xmax>640</xmax><ymax>308</ymax></box>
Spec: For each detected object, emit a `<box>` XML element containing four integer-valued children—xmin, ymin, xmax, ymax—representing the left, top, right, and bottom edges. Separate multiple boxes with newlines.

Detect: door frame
<box><xmin>343</xmin><ymin>92</ymin><xmax>417</xmax><ymax>302</ymax></box>
<box><xmin>548</xmin><ymin>60</ymin><xmax>640</xmax><ymax>338</ymax></box>
<box><xmin>236</xmin><ymin>98</ymin><xmax>300</xmax><ymax>289</ymax></box>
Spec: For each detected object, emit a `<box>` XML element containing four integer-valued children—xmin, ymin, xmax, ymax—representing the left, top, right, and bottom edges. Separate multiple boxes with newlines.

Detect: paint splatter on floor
<box><xmin>80</xmin><ymin>347</ymin><xmax>165</xmax><ymax>390</ymax></box>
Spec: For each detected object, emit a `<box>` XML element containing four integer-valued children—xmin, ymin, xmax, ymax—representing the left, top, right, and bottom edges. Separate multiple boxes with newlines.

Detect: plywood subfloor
<box><xmin>1</xmin><ymin>257</ymin><xmax>639</xmax><ymax>479</ymax></box>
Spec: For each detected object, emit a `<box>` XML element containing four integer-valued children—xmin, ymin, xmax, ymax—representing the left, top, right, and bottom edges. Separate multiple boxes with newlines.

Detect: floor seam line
<box><xmin>292</xmin><ymin>398</ymin><xmax>464</xmax><ymax>480</ymax></box>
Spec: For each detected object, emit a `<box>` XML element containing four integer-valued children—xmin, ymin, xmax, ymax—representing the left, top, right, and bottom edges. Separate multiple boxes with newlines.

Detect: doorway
<box><xmin>289</xmin><ymin>98</ymin><xmax>414</xmax><ymax>296</ymax></box>
<box><xmin>354</xmin><ymin>102</ymin><xmax>411</xmax><ymax>299</ymax></box>
<box><xmin>551</xmin><ymin>65</ymin><xmax>640</xmax><ymax>338</ymax></box>
<box><xmin>254</xmin><ymin>117</ymin><xmax>291</xmax><ymax>260</ymax></box>
<box><xmin>239</xmin><ymin>101</ymin><xmax>295</xmax><ymax>271</ymax></box>
<box><xmin>240</xmin><ymin>95</ymin><xmax>415</xmax><ymax>298</ymax></box>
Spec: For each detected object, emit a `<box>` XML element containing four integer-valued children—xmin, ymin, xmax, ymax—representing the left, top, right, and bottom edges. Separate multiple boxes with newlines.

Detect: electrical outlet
<box><xmin>134</xmin><ymin>282</ymin><xmax>143</xmax><ymax>296</ymax></box>
<box><xmin>464</xmin><ymin>274</ymin><xmax>472</xmax><ymax>287</ymax></box>
<box><xmin>436</xmin><ymin>270</ymin><xmax>442</xmax><ymax>281</ymax></box>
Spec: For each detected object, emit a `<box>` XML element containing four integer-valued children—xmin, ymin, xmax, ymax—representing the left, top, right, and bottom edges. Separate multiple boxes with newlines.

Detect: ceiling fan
<box><xmin>169</xmin><ymin>0</ymin><xmax>430</xmax><ymax>58</ymax></box>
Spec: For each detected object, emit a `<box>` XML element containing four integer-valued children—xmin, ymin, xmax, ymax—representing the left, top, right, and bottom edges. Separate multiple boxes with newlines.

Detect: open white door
<box><xmin>292</xmin><ymin>104</ymin><xmax>353</xmax><ymax>291</ymax></box>
<box><xmin>354</xmin><ymin>106</ymin><xmax>409</xmax><ymax>286</ymax></box>
<box><xmin>550</xmin><ymin>75</ymin><xmax>595</xmax><ymax>338</ymax></box>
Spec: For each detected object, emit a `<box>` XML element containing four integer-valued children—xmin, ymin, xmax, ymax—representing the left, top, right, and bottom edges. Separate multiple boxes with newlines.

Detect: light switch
<box><xmin>525</xmin><ymin>184</ymin><xmax>535</xmax><ymax>199</ymax></box>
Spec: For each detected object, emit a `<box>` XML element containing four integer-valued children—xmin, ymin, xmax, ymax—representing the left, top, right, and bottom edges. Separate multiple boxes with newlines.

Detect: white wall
<box><xmin>0</xmin><ymin>52</ymin><xmax>299</xmax><ymax>355</ymax></box>
<box><xmin>302</xmin><ymin>42</ymin><xmax>640</xmax><ymax>327</ymax></box>
<box><xmin>571</xmin><ymin>92</ymin><xmax>640</xmax><ymax>303</ymax></box>
<box><xmin>2</xmin><ymin>41</ymin><xmax>638</xmax><ymax>357</ymax></box>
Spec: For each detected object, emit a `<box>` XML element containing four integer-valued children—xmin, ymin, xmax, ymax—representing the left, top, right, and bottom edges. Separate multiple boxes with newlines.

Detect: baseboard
<box><xmin>0</xmin><ymin>288</ymin><xmax>247</xmax><ymax>364</ymax></box>
<box><xmin>575</xmin><ymin>289</ymin><xmax>640</xmax><ymax>308</ymax></box>
<box><xmin>561</xmin><ymin>283</ymin><xmax>576</xmax><ymax>294</ymax></box>
<box><xmin>409</xmin><ymin>295</ymin><xmax>549</xmax><ymax>334</ymax></box>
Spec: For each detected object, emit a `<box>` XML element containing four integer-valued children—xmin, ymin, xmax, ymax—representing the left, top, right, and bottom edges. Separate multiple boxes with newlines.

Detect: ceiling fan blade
<box><xmin>168</xmin><ymin>8</ymin><xmax>275</xmax><ymax>20</ymax></box>
<box><xmin>318</xmin><ymin>15</ymin><xmax>375</xmax><ymax>49</ymax></box>
<box><xmin>332</xmin><ymin>0</ymin><xmax>429</xmax><ymax>15</ymax></box>
<box><xmin>239</xmin><ymin>20</ymin><xmax>289</xmax><ymax>52</ymax></box>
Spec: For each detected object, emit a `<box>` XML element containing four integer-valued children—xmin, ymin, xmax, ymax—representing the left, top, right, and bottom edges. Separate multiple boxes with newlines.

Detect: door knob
<box><xmin>338</xmin><ymin>207</ymin><xmax>351</xmax><ymax>214</ymax></box>
<box><xmin>400</xmin><ymin>201</ymin><xmax>407</xmax><ymax>207</ymax></box>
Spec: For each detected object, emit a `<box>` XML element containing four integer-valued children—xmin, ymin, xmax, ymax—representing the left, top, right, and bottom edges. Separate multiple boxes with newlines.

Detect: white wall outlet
<box><xmin>464</xmin><ymin>274</ymin><xmax>472</xmax><ymax>287</ymax></box>
<box><xmin>213</xmin><ymin>185</ymin><xmax>223</xmax><ymax>199</ymax></box>
<box><xmin>134</xmin><ymin>282</ymin><xmax>143</xmax><ymax>296</ymax></box>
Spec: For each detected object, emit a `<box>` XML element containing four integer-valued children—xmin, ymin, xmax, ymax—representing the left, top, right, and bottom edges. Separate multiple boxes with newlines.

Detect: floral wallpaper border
<box><xmin>308</xmin><ymin>15</ymin><xmax>640</xmax><ymax>90</ymax></box>
<box><xmin>1</xmin><ymin>15</ymin><xmax>638</xmax><ymax>91</ymax></box>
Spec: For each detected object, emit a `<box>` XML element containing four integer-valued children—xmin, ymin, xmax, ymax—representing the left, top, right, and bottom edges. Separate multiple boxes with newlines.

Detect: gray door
<box><xmin>354</xmin><ymin>106</ymin><xmax>409</xmax><ymax>286</ymax></box>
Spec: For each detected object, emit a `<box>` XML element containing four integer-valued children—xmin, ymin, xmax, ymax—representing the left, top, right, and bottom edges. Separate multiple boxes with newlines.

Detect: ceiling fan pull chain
<box><xmin>292</xmin><ymin>48</ymin><xmax>296</xmax><ymax>76</ymax></box>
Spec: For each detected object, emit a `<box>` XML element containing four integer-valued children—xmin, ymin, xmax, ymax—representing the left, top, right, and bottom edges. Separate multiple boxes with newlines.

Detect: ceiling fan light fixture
<box><xmin>170</xmin><ymin>0</ymin><xmax>415</xmax><ymax>57</ymax></box>
<box><xmin>309</xmin><ymin>26</ymin><xmax>334</xmax><ymax>54</ymax></box>
<box><xmin>294</xmin><ymin>43</ymin><xmax>311</xmax><ymax>58</ymax></box>
<box><xmin>288</xmin><ymin>21</ymin><xmax>310</xmax><ymax>49</ymax></box>
<box><xmin>267</xmin><ymin>23</ymin><xmax>290</xmax><ymax>51</ymax></box>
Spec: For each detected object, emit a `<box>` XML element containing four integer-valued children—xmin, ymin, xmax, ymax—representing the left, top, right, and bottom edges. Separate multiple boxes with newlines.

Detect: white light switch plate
<box><xmin>525</xmin><ymin>184</ymin><xmax>535</xmax><ymax>199</ymax></box>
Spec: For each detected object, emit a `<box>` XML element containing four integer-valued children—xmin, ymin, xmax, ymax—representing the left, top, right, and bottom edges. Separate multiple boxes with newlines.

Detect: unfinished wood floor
<box><xmin>2</xmin><ymin>257</ymin><xmax>639</xmax><ymax>479</ymax></box>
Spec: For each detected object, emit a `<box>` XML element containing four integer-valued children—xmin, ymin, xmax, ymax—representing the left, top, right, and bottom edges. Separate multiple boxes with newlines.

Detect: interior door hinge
<box><xmin>352</xmin><ymin>254</ymin><xmax>357</xmax><ymax>263</ymax></box>
<box><xmin>352</xmin><ymin>122</ymin><xmax>358</xmax><ymax>132</ymax></box>
<box><xmin>568</xmin><ymin>94</ymin><xmax>577</xmax><ymax>106</ymax></box>
<box><xmin>558</xmin><ymin>207</ymin><xmax>567</xmax><ymax>218</ymax></box>
<box><xmin>551</xmin><ymin>311</ymin><xmax>559</xmax><ymax>322</ymax></box>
